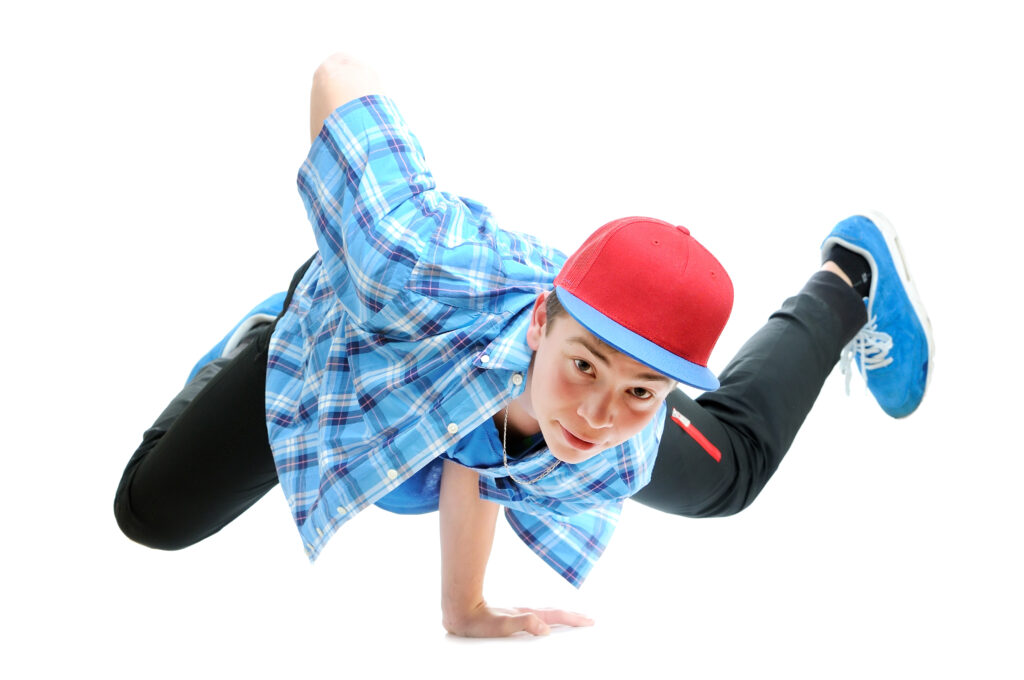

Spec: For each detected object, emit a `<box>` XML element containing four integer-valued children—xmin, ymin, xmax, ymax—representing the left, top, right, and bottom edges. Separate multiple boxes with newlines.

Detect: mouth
<box><xmin>559</xmin><ymin>424</ymin><xmax>598</xmax><ymax>451</ymax></box>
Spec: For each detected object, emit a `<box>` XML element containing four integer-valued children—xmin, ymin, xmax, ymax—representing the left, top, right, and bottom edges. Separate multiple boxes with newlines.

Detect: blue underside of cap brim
<box><xmin>554</xmin><ymin>288</ymin><xmax>720</xmax><ymax>391</ymax></box>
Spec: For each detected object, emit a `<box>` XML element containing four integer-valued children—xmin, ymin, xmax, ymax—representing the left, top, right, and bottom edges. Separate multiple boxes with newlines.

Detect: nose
<box><xmin>577</xmin><ymin>391</ymin><xmax>614</xmax><ymax>429</ymax></box>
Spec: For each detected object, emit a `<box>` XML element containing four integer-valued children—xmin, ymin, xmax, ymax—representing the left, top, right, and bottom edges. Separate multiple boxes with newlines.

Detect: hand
<box><xmin>443</xmin><ymin>602</ymin><xmax>595</xmax><ymax>638</ymax></box>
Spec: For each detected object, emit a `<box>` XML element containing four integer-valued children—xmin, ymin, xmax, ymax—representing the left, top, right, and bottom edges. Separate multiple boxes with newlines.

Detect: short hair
<box><xmin>545</xmin><ymin>289</ymin><xmax>611</xmax><ymax>350</ymax></box>
<box><xmin>544</xmin><ymin>289</ymin><xmax>566</xmax><ymax>332</ymax></box>
<box><xmin>545</xmin><ymin>290</ymin><xmax>610</xmax><ymax>353</ymax></box>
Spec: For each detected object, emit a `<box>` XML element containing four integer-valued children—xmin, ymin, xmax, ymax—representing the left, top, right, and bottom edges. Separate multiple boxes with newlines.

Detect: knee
<box><xmin>634</xmin><ymin>423</ymin><xmax>773</xmax><ymax>518</ymax></box>
<box><xmin>633</xmin><ymin>478</ymin><xmax>751</xmax><ymax>519</ymax></box>
<box><xmin>113</xmin><ymin>484</ymin><xmax>197</xmax><ymax>552</ymax></box>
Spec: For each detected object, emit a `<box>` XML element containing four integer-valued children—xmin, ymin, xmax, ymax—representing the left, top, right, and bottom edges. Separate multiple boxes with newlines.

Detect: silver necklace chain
<box><xmin>502</xmin><ymin>406</ymin><xmax>560</xmax><ymax>485</ymax></box>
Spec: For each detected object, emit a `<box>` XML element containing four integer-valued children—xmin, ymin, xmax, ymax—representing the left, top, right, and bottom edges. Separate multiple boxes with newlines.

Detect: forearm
<box><xmin>439</xmin><ymin>459</ymin><xmax>499</xmax><ymax>631</ymax></box>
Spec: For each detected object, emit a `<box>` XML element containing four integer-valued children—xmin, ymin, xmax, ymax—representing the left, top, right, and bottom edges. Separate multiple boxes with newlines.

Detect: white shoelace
<box><xmin>839</xmin><ymin>316</ymin><xmax>893</xmax><ymax>394</ymax></box>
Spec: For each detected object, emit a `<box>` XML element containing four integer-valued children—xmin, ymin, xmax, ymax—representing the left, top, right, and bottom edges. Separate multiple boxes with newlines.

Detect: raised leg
<box><xmin>634</xmin><ymin>270</ymin><xmax>867</xmax><ymax>516</ymax></box>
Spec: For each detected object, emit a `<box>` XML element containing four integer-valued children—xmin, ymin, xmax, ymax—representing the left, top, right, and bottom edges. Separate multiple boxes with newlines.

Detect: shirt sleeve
<box><xmin>296</xmin><ymin>95</ymin><xmax>435</xmax><ymax>325</ymax></box>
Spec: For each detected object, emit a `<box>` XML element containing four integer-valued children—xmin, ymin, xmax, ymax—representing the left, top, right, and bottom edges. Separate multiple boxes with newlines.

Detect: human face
<box><xmin>522</xmin><ymin>292</ymin><xmax>675</xmax><ymax>464</ymax></box>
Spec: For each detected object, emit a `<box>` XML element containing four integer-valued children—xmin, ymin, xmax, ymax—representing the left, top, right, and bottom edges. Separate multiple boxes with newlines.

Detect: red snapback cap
<box><xmin>553</xmin><ymin>216</ymin><xmax>733</xmax><ymax>390</ymax></box>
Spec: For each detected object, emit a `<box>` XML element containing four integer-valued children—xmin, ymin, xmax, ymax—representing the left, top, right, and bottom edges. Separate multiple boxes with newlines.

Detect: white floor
<box><xmin>4</xmin><ymin>2</ymin><xmax>1021</xmax><ymax>677</ymax></box>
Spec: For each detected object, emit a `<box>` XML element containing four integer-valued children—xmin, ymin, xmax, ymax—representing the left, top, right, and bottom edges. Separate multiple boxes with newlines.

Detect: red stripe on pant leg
<box><xmin>671</xmin><ymin>408</ymin><xmax>722</xmax><ymax>463</ymax></box>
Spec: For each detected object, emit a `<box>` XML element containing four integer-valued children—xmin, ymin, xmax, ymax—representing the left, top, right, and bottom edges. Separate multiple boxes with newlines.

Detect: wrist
<box><xmin>441</xmin><ymin>594</ymin><xmax>485</xmax><ymax>632</ymax></box>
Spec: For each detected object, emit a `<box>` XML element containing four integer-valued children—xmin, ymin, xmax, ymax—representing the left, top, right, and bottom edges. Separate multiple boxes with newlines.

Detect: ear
<box><xmin>526</xmin><ymin>290</ymin><xmax>550</xmax><ymax>351</ymax></box>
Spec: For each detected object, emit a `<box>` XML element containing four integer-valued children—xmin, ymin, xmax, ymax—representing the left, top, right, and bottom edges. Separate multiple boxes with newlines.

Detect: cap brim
<box><xmin>554</xmin><ymin>287</ymin><xmax>720</xmax><ymax>391</ymax></box>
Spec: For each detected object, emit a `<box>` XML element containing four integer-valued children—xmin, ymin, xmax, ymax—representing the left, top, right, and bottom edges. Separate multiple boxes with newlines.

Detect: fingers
<box><xmin>478</xmin><ymin>610</ymin><xmax>551</xmax><ymax>637</ymax></box>
<box><xmin>444</xmin><ymin>606</ymin><xmax>593</xmax><ymax>637</ymax></box>
<box><xmin>514</xmin><ymin>613</ymin><xmax>551</xmax><ymax>637</ymax></box>
<box><xmin>448</xmin><ymin>611</ymin><xmax>547</xmax><ymax>638</ymax></box>
<box><xmin>517</xmin><ymin>607</ymin><xmax>595</xmax><ymax>628</ymax></box>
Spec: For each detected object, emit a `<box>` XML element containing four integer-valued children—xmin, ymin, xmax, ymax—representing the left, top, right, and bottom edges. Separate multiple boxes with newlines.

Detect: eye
<box><xmin>629</xmin><ymin>387</ymin><xmax>654</xmax><ymax>400</ymax></box>
<box><xmin>573</xmin><ymin>359</ymin><xmax>594</xmax><ymax>375</ymax></box>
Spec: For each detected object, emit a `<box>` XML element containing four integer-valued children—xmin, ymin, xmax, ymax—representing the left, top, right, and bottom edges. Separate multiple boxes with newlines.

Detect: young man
<box><xmin>113</xmin><ymin>54</ymin><xmax>933</xmax><ymax>638</ymax></box>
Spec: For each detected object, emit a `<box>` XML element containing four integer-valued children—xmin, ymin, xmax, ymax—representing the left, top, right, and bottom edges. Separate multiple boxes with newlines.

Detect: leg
<box><xmin>633</xmin><ymin>270</ymin><xmax>866</xmax><ymax>516</ymax></box>
<box><xmin>113</xmin><ymin>323</ymin><xmax>280</xmax><ymax>549</ymax></box>
<box><xmin>635</xmin><ymin>212</ymin><xmax>932</xmax><ymax>516</ymax></box>
<box><xmin>114</xmin><ymin>256</ymin><xmax>315</xmax><ymax>548</ymax></box>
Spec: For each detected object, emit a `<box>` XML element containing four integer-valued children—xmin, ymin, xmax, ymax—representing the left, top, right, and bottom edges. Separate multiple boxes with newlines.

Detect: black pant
<box><xmin>113</xmin><ymin>269</ymin><xmax>866</xmax><ymax>549</ymax></box>
<box><xmin>113</xmin><ymin>258</ymin><xmax>311</xmax><ymax>550</ymax></box>
<box><xmin>633</xmin><ymin>270</ymin><xmax>866</xmax><ymax>516</ymax></box>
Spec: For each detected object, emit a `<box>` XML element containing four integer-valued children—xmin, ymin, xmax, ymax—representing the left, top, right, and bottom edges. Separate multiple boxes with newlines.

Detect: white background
<box><xmin>3</xmin><ymin>1</ymin><xmax>1021</xmax><ymax>677</ymax></box>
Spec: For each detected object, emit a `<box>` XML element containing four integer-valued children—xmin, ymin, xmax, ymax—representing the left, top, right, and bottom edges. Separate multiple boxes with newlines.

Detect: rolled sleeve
<box><xmin>297</xmin><ymin>95</ymin><xmax>436</xmax><ymax>324</ymax></box>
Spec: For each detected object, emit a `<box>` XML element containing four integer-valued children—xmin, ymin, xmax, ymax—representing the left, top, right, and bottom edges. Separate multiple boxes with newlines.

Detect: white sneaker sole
<box><xmin>222</xmin><ymin>313</ymin><xmax>278</xmax><ymax>358</ymax></box>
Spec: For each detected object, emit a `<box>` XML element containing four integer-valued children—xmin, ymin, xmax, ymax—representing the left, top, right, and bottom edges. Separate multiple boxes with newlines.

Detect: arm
<box><xmin>309</xmin><ymin>53</ymin><xmax>383</xmax><ymax>143</ymax></box>
<box><xmin>438</xmin><ymin>459</ymin><xmax>506</xmax><ymax>633</ymax></box>
<box><xmin>438</xmin><ymin>460</ymin><xmax>594</xmax><ymax>637</ymax></box>
<box><xmin>298</xmin><ymin>53</ymin><xmax>432</xmax><ymax>329</ymax></box>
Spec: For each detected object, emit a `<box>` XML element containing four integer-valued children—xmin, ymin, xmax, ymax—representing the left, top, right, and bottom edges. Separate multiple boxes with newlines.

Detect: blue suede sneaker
<box><xmin>822</xmin><ymin>212</ymin><xmax>934</xmax><ymax>418</ymax></box>
<box><xmin>184</xmin><ymin>292</ymin><xmax>288</xmax><ymax>385</ymax></box>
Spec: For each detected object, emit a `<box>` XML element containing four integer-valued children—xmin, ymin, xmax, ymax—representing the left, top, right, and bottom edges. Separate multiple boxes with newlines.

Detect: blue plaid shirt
<box><xmin>265</xmin><ymin>96</ymin><xmax>663</xmax><ymax>587</ymax></box>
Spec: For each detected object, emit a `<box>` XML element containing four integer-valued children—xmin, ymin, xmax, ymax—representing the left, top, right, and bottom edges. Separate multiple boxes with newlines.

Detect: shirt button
<box><xmin>316</xmin><ymin>527</ymin><xmax>324</xmax><ymax>538</ymax></box>
<box><xmin>447</xmin><ymin>423</ymin><xmax>459</xmax><ymax>435</ymax></box>
<box><xmin>336</xmin><ymin>506</ymin><xmax>347</xmax><ymax>515</ymax></box>
<box><xmin>306</xmin><ymin>543</ymin><xmax>315</xmax><ymax>553</ymax></box>
<box><xmin>480</xmin><ymin>354</ymin><xmax>490</xmax><ymax>363</ymax></box>
<box><xmin>387</xmin><ymin>469</ymin><xmax>399</xmax><ymax>480</ymax></box>
<box><xmin>511</xmin><ymin>373</ymin><xmax>523</xmax><ymax>386</ymax></box>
